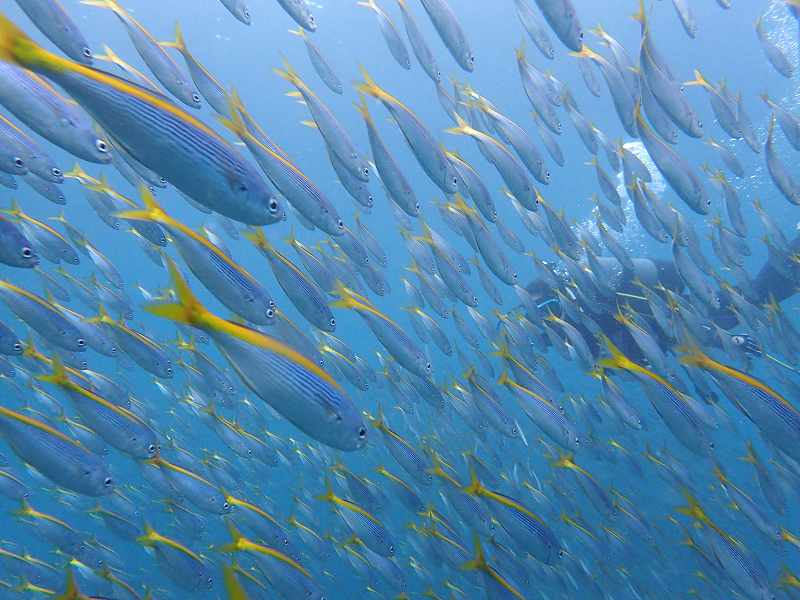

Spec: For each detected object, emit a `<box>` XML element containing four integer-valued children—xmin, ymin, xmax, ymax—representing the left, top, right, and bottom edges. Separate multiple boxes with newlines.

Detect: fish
<box><xmin>158</xmin><ymin>22</ymin><xmax>230</xmax><ymax>115</ymax></box>
<box><xmin>358</xmin><ymin>0</ymin><xmax>411</xmax><ymax>70</ymax></box>
<box><xmin>276</xmin><ymin>0</ymin><xmax>317</xmax><ymax>32</ymax></box>
<box><xmin>0</xmin><ymin>15</ymin><xmax>281</xmax><ymax>225</ymax></box>
<box><xmin>396</xmin><ymin>0</ymin><xmax>441</xmax><ymax>82</ymax></box>
<box><xmin>534</xmin><ymin>0</ymin><xmax>583</xmax><ymax>52</ymax></box>
<box><xmin>219</xmin><ymin>0</ymin><xmax>251</xmax><ymax>25</ymax></box>
<box><xmin>332</xmin><ymin>282</ymin><xmax>432</xmax><ymax>378</ymax></box>
<box><xmin>14</xmin><ymin>0</ymin><xmax>93</xmax><ymax>64</ymax></box>
<box><xmin>358</xmin><ymin>67</ymin><xmax>458</xmax><ymax>194</ymax></box>
<box><xmin>276</xmin><ymin>59</ymin><xmax>368</xmax><ymax>182</ymax></box>
<box><xmin>0</xmin><ymin>215</ymin><xmax>38</xmax><ymax>268</ymax></box>
<box><xmin>755</xmin><ymin>13</ymin><xmax>793</xmax><ymax>78</ymax></box>
<box><xmin>634</xmin><ymin>103</ymin><xmax>708</xmax><ymax>215</ymax></box>
<box><xmin>289</xmin><ymin>27</ymin><xmax>342</xmax><ymax>94</ymax></box>
<box><xmin>0</xmin><ymin>405</ymin><xmax>113</xmax><ymax>496</ymax></box>
<box><xmin>570</xmin><ymin>45</ymin><xmax>636</xmax><ymax>137</ymax></box>
<box><xmin>81</xmin><ymin>0</ymin><xmax>202</xmax><ymax>108</ymax></box>
<box><xmin>680</xmin><ymin>343</ymin><xmax>800</xmax><ymax>463</ymax></box>
<box><xmin>446</xmin><ymin>114</ymin><xmax>536</xmax><ymax>211</ymax></box>
<box><xmin>245</xmin><ymin>227</ymin><xmax>335</xmax><ymax>331</ymax></box>
<box><xmin>149</xmin><ymin>257</ymin><xmax>366</xmax><ymax>451</ymax></box>
<box><xmin>765</xmin><ymin>114</ymin><xmax>800</xmax><ymax>205</ymax></box>
<box><xmin>418</xmin><ymin>0</ymin><xmax>474</xmax><ymax>71</ymax></box>
<box><xmin>356</xmin><ymin>96</ymin><xmax>419</xmax><ymax>217</ymax></box>
<box><xmin>515</xmin><ymin>0</ymin><xmax>555</xmax><ymax>59</ymax></box>
<box><xmin>137</xmin><ymin>524</ymin><xmax>215</xmax><ymax>591</ymax></box>
<box><xmin>0</xmin><ymin>63</ymin><xmax>111</xmax><ymax>163</ymax></box>
<box><xmin>38</xmin><ymin>358</ymin><xmax>159</xmax><ymax>460</ymax></box>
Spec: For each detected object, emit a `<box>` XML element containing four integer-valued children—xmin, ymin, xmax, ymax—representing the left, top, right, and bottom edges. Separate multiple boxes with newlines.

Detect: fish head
<box><xmin>8</xmin><ymin>233</ymin><xmax>39</xmax><ymax>269</ymax></box>
<box><xmin>160</xmin><ymin>359</ymin><xmax>175</xmax><ymax>379</ymax></box>
<box><xmin>463</xmin><ymin>50</ymin><xmax>476</xmax><ymax>73</ymax></box>
<box><xmin>85</xmin><ymin>464</ymin><xmax>114</xmax><ymax>496</ymax></box>
<box><xmin>235</xmin><ymin>3</ymin><xmax>252</xmax><ymax>25</ymax></box>
<box><xmin>443</xmin><ymin>161</ymin><xmax>460</xmax><ymax>194</ymax></box>
<box><xmin>77</xmin><ymin>127</ymin><xmax>112</xmax><ymax>164</ymax></box>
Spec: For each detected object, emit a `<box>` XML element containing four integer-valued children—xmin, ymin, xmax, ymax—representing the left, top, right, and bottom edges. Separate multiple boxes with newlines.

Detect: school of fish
<box><xmin>0</xmin><ymin>0</ymin><xmax>797</xmax><ymax>598</ymax></box>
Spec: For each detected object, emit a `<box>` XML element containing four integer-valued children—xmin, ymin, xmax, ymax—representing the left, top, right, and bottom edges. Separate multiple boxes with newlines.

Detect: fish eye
<box><xmin>388</xmin><ymin>544</ymin><xmax>395</xmax><ymax>554</ymax></box>
<box><xmin>575</xmin><ymin>437</ymin><xmax>581</xmax><ymax>446</ymax></box>
<box><xmin>362</xmin><ymin>166</ymin><xmax>369</xmax><ymax>177</ymax></box>
<box><xmin>337</xmin><ymin>219</ymin><xmax>344</xmax><ymax>230</ymax></box>
<box><xmin>329</xmin><ymin>317</ymin><xmax>336</xmax><ymax>327</ymax></box>
<box><xmin>206</xmin><ymin>576</ymin><xmax>213</xmax><ymax>587</ymax></box>
<box><xmin>12</xmin><ymin>342</ymin><xmax>21</xmax><ymax>352</ymax></box>
<box><xmin>243</xmin><ymin>8</ymin><xmax>250</xmax><ymax>17</ymax></box>
<box><xmin>104</xmin><ymin>477</ymin><xmax>112</xmax><ymax>487</ymax></box>
<box><xmin>558</xmin><ymin>548</ymin><xmax>566</xmax><ymax>557</ymax></box>
<box><xmin>452</xmin><ymin>176</ymin><xmax>458</xmax><ymax>186</ymax></box>
<box><xmin>223</xmin><ymin>501</ymin><xmax>230</xmax><ymax>511</ymax></box>
<box><xmin>166</xmin><ymin>366</ymin><xmax>173</xmax><ymax>376</ymax></box>
<box><xmin>266</xmin><ymin>308</ymin><xmax>275</xmax><ymax>318</ymax></box>
<box><xmin>269</xmin><ymin>198</ymin><xmax>279</xmax><ymax>213</ymax></box>
<box><xmin>358</xmin><ymin>427</ymin><xmax>366</xmax><ymax>439</ymax></box>
<box><xmin>512</xmin><ymin>272</ymin><xmax>518</xmax><ymax>281</ymax></box>
<box><xmin>159</xmin><ymin>176</ymin><xmax>167</xmax><ymax>185</ymax></box>
<box><xmin>283</xmin><ymin>537</ymin><xmax>289</xmax><ymax>545</ymax></box>
<box><xmin>21</xmin><ymin>247</ymin><xmax>32</xmax><ymax>258</ymax></box>
<box><xmin>579</xmin><ymin>31</ymin><xmax>584</xmax><ymax>40</ymax></box>
<box><xmin>414</xmin><ymin>202</ymin><xmax>421</xmax><ymax>211</ymax></box>
<box><xmin>77</xmin><ymin>337</ymin><xmax>86</xmax><ymax>347</ymax></box>
<box><xmin>95</xmin><ymin>139</ymin><xmax>109</xmax><ymax>153</ymax></box>
<box><xmin>52</xmin><ymin>167</ymin><xmax>62</xmax><ymax>178</ymax></box>
<box><xmin>192</xmin><ymin>93</ymin><xmax>201</xmax><ymax>103</ymax></box>
<box><xmin>82</xmin><ymin>47</ymin><xmax>92</xmax><ymax>58</ymax></box>
<box><xmin>13</xmin><ymin>157</ymin><xmax>23</xmax><ymax>168</ymax></box>
<box><xmin>237</xmin><ymin>183</ymin><xmax>248</xmax><ymax>193</ymax></box>
<box><xmin>425</xmin><ymin>361</ymin><xmax>432</xmax><ymax>371</ymax></box>
<box><xmin>147</xmin><ymin>444</ymin><xmax>156</xmax><ymax>454</ymax></box>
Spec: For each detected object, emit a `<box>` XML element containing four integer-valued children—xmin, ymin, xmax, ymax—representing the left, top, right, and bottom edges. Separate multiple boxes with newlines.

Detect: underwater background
<box><xmin>0</xmin><ymin>0</ymin><xmax>799</xmax><ymax>598</ymax></box>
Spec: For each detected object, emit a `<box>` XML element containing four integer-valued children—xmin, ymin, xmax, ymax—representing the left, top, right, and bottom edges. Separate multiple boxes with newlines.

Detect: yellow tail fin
<box><xmin>218</xmin><ymin>101</ymin><xmax>249</xmax><ymax>140</ymax></box>
<box><xmin>461</xmin><ymin>534</ymin><xmax>488</xmax><ymax>573</ymax></box>
<box><xmin>243</xmin><ymin>227</ymin><xmax>272</xmax><ymax>252</ymax></box>
<box><xmin>115</xmin><ymin>185</ymin><xmax>168</xmax><ymax>224</ymax></box>
<box><xmin>145</xmin><ymin>256</ymin><xmax>205</xmax><ymax>326</ymax></box>
<box><xmin>354</xmin><ymin>92</ymin><xmax>372</xmax><ymax>124</ymax></box>
<box><xmin>221</xmin><ymin>563</ymin><xmax>248</xmax><ymax>600</ymax></box>
<box><xmin>159</xmin><ymin>21</ymin><xmax>186</xmax><ymax>52</ymax></box>
<box><xmin>54</xmin><ymin>569</ymin><xmax>81</xmax><ymax>600</ymax></box>
<box><xmin>0</xmin><ymin>14</ymin><xmax>54</xmax><ymax>71</ymax></box>
<box><xmin>36</xmin><ymin>355</ymin><xmax>70</xmax><ymax>387</ymax></box>
<box><xmin>315</xmin><ymin>476</ymin><xmax>336</xmax><ymax>503</ymax></box>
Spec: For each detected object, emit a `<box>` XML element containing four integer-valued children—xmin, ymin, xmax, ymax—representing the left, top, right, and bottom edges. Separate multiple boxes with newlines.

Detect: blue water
<box><xmin>0</xmin><ymin>0</ymin><xmax>799</xmax><ymax>598</ymax></box>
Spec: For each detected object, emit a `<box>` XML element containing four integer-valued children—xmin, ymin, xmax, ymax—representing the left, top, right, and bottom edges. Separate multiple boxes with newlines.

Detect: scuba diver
<box><xmin>524</xmin><ymin>251</ymin><xmax>789</xmax><ymax>364</ymax></box>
